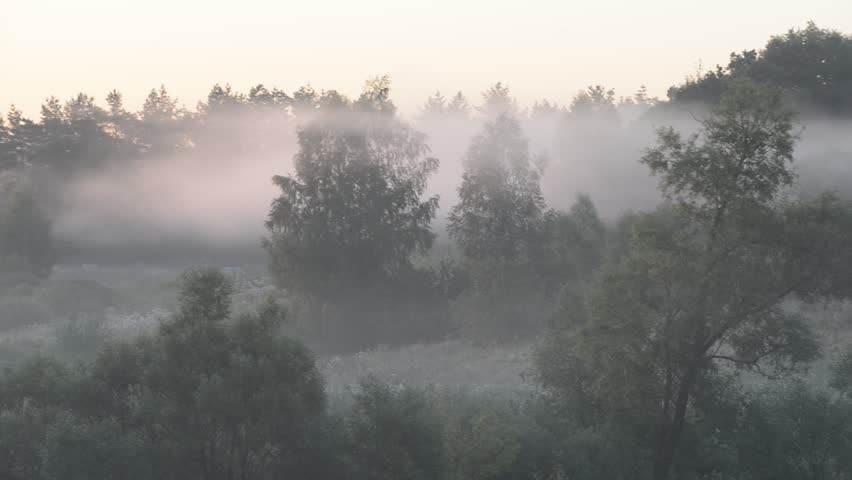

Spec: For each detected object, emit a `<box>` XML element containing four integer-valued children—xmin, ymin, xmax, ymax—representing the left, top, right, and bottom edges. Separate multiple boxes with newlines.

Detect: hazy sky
<box><xmin>3</xmin><ymin>0</ymin><xmax>851</xmax><ymax>118</ymax></box>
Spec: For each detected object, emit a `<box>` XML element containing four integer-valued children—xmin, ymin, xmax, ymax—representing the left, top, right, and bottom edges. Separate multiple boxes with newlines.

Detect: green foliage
<box><xmin>736</xmin><ymin>384</ymin><xmax>852</xmax><ymax>480</ymax></box>
<box><xmin>449</xmin><ymin>113</ymin><xmax>545</xmax><ymax>265</ymax></box>
<box><xmin>345</xmin><ymin>377</ymin><xmax>445</xmax><ymax>480</ymax></box>
<box><xmin>450</xmin><ymin>192</ymin><xmax>606</xmax><ymax>342</ymax></box>
<box><xmin>537</xmin><ymin>81</ymin><xmax>852</xmax><ymax>480</ymax></box>
<box><xmin>129</xmin><ymin>269</ymin><xmax>327</xmax><ymax>478</ymax></box>
<box><xmin>0</xmin><ymin>177</ymin><xmax>56</xmax><ymax>278</ymax></box>
<box><xmin>442</xmin><ymin>400</ymin><xmax>522</xmax><ymax>480</ymax></box>
<box><xmin>41</xmin><ymin>411</ymin><xmax>144</xmax><ymax>480</ymax></box>
<box><xmin>0</xmin><ymin>268</ymin><xmax>332</xmax><ymax>479</ymax></box>
<box><xmin>645</xmin><ymin>80</ymin><xmax>797</xmax><ymax>212</ymax></box>
<box><xmin>668</xmin><ymin>22</ymin><xmax>852</xmax><ymax>114</ymax></box>
<box><xmin>265</xmin><ymin>79</ymin><xmax>439</xmax><ymax>298</ymax></box>
<box><xmin>535</xmin><ymin>194</ymin><xmax>607</xmax><ymax>292</ymax></box>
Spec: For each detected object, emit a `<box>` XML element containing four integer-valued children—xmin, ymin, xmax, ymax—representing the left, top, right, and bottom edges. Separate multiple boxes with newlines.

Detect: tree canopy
<box><xmin>536</xmin><ymin>81</ymin><xmax>852</xmax><ymax>480</ymax></box>
<box><xmin>265</xmin><ymin>78</ymin><xmax>439</xmax><ymax>297</ymax></box>
<box><xmin>668</xmin><ymin>22</ymin><xmax>852</xmax><ymax>114</ymax></box>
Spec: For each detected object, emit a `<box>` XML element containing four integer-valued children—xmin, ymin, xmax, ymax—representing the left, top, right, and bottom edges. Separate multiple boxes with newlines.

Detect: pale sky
<box><xmin>2</xmin><ymin>0</ymin><xmax>851</xmax><ymax>118</ymax></box>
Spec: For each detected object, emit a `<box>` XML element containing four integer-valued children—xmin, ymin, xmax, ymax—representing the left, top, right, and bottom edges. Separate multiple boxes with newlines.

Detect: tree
<box><xmin>568</xmin><ymin>85</ymin><xmax>617</xmax><ymax>119</ymax></box>
<box><xmin>448</xmin><ymin>113</ymin><xmax>552</xmax><ymax>340</ymax></box>
<box><xmin>105</xmin><ymin>89</ymin><xmax>126</xmax><ymax>118</ymax></box>
<box><xmin>536</xmin><ymin>81</ymin><xmax>852</xmax><ymax>480</ymax></box>
<box><xmin>0</xmin><ymin>176</ymin><xmax>56</xmax><ymax>278</ymax></box>
<box><xmin>448</xmin><ymin>113</ymin><xmax>545</xmax><ymax>265</ymax></box>
<box><xmin>0</xmin><ymin>268</ymin><xmax>332</xmax><ymax>479</ymax></box>
<box><xmin>446</xmin><ymin>92</ymin><xmax>471</xmax><ymax>117</ymax></box>
<box><xmin>264</xmin><ymin>79</ymin><xmax>439</xmax><ymax>298</ymax></box>
<box><xmin>345</xmin><ymin>378</ymin><xmax>445</xmax><ymax>480</ymax></box>
<box><xmin>318</xmin><ymin>89</ymin><xmax>351</xmax><ymax>111</ymax></box>
<box><xmin>198</xmin><ymin>83</ymin><xmax>246</xmax><ymax>115</ymax></box>
<box><xmin>422</xmin><ymin>91</ymin><xmax>447</xmax><ymax>116</ymax></box>
<box><xmin>291</xmin><ymin>84</ymin><xmax>319</xmax><ymax>116</ymax></box>
<box><xmin>139</xmin><ymin>85</ymin><xmax>187</xmax><ymax>153</ymax></box>
<box><xmin>535</xmin><ymin>194</ymin><xmax>607</xmax><ymax>293</ymax></box>
<box><xmin>0</xmin><ymin>117</ymin><xmax>15</xmax><ymax>171</ymax></box>
<box><xmin>94</xmin><ymin>268</ymin><xmax>328</xmax><ymax>479</ymax></box>
<box><xmin>5</xmin><ymin>106</ymin><xmax>40</xmax><ymax>167</ymax></box>
<box><xmin>248</xmin><ymin>84</ymin><xmax>291</xmax><ymax>108</ymax></box>
<box><xmin>478</xmin><ymin>82</ymin><xmax>518</xmax><ymax>118</ymax></box>
<box><xmin>529</xmin><ymin>99</ymin><xmax>560</xmax><ymax>119</ymax></box>
<box><xmin>668</xmin><ymin>23</ymin><xmax>852</xmax><ymax>114</ymax></box>
<box><xmin>354</xmin><ymin>75</ymin><xmax>396</xmax><ymax>115</ymax></box>
<box><xmin>736</xmin><ymin>384</ymin><xmax>852</xmax><ymax>480</ymax></box>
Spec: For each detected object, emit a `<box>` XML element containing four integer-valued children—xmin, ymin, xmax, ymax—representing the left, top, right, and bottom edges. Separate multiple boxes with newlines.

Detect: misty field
<box><xmin>2</xmin><ymin>18</ymin><xmax>852</xmax><ymax>480</ymax></box>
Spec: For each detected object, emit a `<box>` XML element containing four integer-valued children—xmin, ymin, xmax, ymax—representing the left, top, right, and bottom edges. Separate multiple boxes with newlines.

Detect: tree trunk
<box><xmin>653</xmin><ymin>368</ymin><xmax>696</xmax><ymax>480</ymax></box>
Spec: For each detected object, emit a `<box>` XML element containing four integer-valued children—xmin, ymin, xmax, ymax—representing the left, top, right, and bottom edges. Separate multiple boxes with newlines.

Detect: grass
<box><xmin>320</xmin><ymin>339</ymin><xmax>536</xmax><ymax>398</ymax></box>
<box><xmin>0</xmin><ymin>264</ymin><xmax>850</xmax><ymax>402</ymax></box>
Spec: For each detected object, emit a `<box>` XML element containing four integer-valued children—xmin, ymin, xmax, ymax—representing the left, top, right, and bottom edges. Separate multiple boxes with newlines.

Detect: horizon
<box><xmin>3</xmin><ymin>0</ymin><xmax>852</xmax><ymax>118</ymax></box>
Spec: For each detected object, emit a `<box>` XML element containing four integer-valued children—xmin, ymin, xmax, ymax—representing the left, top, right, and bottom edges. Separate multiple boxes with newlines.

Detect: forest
<box><xmin>1</xmin><ymin>21</ymin><xmax>852</xmax><ymax>480</ymax></box>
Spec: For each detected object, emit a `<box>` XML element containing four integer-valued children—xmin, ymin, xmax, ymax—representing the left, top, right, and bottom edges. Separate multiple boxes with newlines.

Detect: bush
<box><xmin>736</xmin><ymin>384</ymin><xmax>852</xmax><ymax>480</ymax></box>
<box><xmin>345</xmin><ymin>377</ymin><xmax>446</xmax><ymax>480</ymax></box>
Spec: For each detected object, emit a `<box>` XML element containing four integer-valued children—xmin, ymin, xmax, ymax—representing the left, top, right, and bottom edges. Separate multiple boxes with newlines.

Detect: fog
<box><xmin>4</xmin><ymin>15</ymin><xmax>852</xmax><ymax>479</ymax></box>
<box><xmin>45</xmin><ymin>97</ymin><xmax>852</xmax><ymax>264</ymax></box>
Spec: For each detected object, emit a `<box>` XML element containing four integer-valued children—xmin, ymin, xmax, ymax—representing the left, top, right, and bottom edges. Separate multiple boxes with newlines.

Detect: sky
<box><xmin>3</xmin><ymin>0</ymin><xmax>852</xmax><ymax>118</ymax></box>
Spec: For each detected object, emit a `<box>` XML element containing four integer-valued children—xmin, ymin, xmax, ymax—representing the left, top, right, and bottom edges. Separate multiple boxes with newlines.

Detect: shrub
<box><xmin>345</xmin><ymin>377</ymin><xmax>446</xmax><ymax>480</ymax></box>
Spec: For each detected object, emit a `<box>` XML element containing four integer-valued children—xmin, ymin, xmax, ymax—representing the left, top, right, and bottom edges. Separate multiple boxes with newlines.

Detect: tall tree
<box><xmin>4</xmin><ymin>106</ymin><xmax>39</xmax><ymax>167</ymax></box>
<box><xmin>422</xmin><ymin>91</ymin><xmax>447</xmax><ymax>116</ymax></box>
<box><xmin>264</xmin><ymin>78</ymin><xmax>439</xmax><ymax>298</ymax></box>
<box><xmin>478</xmin><ymin>82</ymin><xmax>518</xmax><ymax>118</ymax></box>
<box><xmin>536</xmin><ymin>81</ymin><xmax>852</xmax><ymax>480</ymax></box>
<box><xmin>447</xmin><ymin>92</ymin><xmax>471</xmax><ymax>117</ymax></box>
<box><xmin>0</xmin><ymin>176</ymin><xmax>56</xmax><ymax>278</ymax></box>
<box><xmin>291</xmin><ymin>84</ymin><xmax>319</xmax><ymax>117</ymax></box>
<box><xmin>139</xmin><ymin>85</ymin><xmax>187</xmax><ymax>153</ymax></box>
<box><xmin>568</xmin><ymin>85</ymin><xmax>617</xmax><ymax>119</ymax></box>
<box><xmin>668</xmin><ymin>22</ymin><xmax>852</xmax><ymax>113</ymax></box>
<box><xmin>448</xmin><ymin>113</ymin><xmax>545</xmax><ymax>265</ymax></box>
<box><xmin>248</xmin><ymin>84</ymin><xmax>291</xmax><ymax>108</ymax></box>
<box><xmin>0</xmin><ymin>117</ymin><xmax>15</xmax><ymax>171</ymax></box>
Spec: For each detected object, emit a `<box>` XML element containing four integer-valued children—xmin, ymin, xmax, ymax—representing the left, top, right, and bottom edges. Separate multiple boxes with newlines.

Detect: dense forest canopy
<box><xmin>0</xmin><ymin>22</ymin><xmax>852</xmax><ymax>480</ymax></box>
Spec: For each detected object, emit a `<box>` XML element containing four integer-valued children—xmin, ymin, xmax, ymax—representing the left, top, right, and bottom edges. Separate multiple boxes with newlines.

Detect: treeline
<box><xmin>667</xmin><ymin>21</ymin><xmax>852</xmax><ymax>114</ymax></box>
